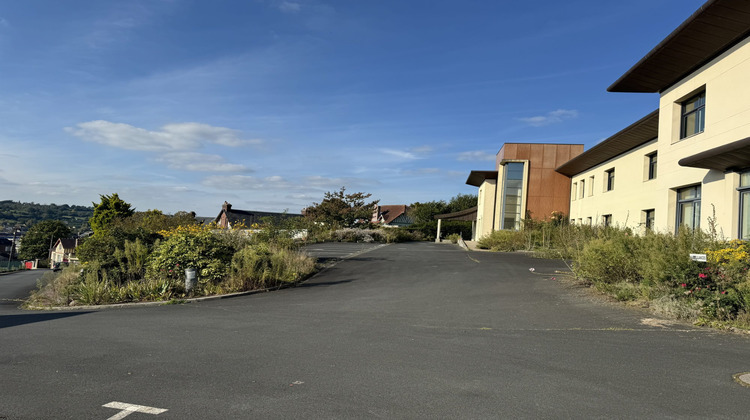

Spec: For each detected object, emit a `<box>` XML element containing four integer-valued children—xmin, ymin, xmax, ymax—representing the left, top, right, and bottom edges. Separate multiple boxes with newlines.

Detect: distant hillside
<box><xmin>0</xmin><ymin>200</ymin><xmax>93</xmax><ymax>233</ymax></box>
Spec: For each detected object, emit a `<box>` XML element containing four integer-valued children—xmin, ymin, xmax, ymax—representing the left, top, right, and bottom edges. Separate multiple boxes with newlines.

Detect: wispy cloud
<box><xmin>158</xmin><ymin>152</ymin><xmax>252</xmax><ymax>173</ymax></box>
<box><xmin>66</xmin><ymin>120</ymin><xmax>261</xmax><ymax>152</ymax></box>
<box><xmin>278</xmin><ymin>1</ymin><xmax>302</xmax><ymax>13</ymax></box>
<box><xmin>457</xmin><ymin>151</ymin><xmax>496</xmax><ymax>162</ymax></box>
<box><xmin>380</xmin><ymin>148</ymin><xmax>419</xmax><ymax>160</ymax></box>
<box><xmin>202</xmin><ymin>174</ymin><xmax>366</xmax><ymax>191</ymax></box>
<box><xmin>519</xmin><ymin>109</ymin><xmax>578</xmax><ymax>127</ymax></box>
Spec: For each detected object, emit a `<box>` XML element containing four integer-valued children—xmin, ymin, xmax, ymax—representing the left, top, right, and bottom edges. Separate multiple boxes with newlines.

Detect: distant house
<box><xmin>50</xmin><ymin>238</ymin><xmax>81</xmax><ymax>265</ymax></box>
<box><xmin>214</xmin><ymin>201</ymin><xmax>302</xmax><ymax>229</ymax></box>
<box><xmin>372</xmin><ymin>205</ymin><xmax>414</xmax><ymax>227</ymax></box>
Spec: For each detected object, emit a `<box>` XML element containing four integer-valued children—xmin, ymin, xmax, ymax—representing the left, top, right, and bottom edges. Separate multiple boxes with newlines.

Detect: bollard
<box><xmin>185</xmin><ymin>268</ymin><xmax>197</xmax><ymax>293</ymax></box>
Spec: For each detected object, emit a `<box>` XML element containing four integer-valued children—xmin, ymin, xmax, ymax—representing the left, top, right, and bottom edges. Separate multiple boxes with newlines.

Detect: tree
<box><xmin>18</xmin><ymin>220</ymin><xmax>72</xmax><ymax>260</ymax></box>
<box><xmin>408</xmin><ymin>201</ymin><xmax>448</xmax><ymax>224</ymax></box>
<box><xmin>304</xmin><ymin>187</ymin><xmax>379</xmax><ymax>228</ymax></box>
<box><xmin>90</xmin><ymin>193</ymin><xmax>135</xmax><ymax>235</ymax></box>
<box><xmin>446</xmin><ymin>193</ymin><xmax>477</xmax><ymax>213</ymax></box>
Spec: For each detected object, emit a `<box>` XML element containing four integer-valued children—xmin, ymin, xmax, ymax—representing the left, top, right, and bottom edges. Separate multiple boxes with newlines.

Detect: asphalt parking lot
<box><xmin>2</xmin><ymin>242</ymin><xmax>750</xmax><ymax>419</ymax></box>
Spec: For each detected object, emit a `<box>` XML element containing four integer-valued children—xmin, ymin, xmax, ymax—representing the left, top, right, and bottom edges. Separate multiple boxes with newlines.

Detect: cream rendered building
<box><xmin>561</xmin><ymin>0</ymin><xmax>750</xmax><ymax>238</ymax></box>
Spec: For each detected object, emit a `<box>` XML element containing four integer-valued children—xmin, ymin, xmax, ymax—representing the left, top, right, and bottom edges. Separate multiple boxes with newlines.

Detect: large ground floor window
<box><xmin>739</xmin><ymin>173</ymin><xmax>750</xmax><ymax>240</ymax></box>
<box><xmin>502</xmin><ymin>162</ymin><xmax>524</xmax><ymax>230</ymax></box>
<box><xmin>677</xmin><ymin>185</ymin><xmax>701</xmax><ymax>231</ymax></box>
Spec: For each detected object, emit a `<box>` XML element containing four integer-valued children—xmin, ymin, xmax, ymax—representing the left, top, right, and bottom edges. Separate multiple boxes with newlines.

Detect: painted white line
<box><xmin>103</xmin><ymin>401</ymin><xmax>168</xmax><ymax>419</ymax></box>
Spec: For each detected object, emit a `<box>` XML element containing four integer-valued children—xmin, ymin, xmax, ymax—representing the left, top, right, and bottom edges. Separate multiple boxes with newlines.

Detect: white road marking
<box><xmin>103</xmin><ymin>401</ymin><xmax>168</xmax><ymax>419</ymax></box>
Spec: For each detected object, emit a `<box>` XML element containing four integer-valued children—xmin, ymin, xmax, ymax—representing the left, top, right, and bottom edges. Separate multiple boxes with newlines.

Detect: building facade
<box><xmin>467</xmin><ymin>143</ymin><xmax>583</xmax><ymax>240</ymax></box>
<box><xmin>469</xmin><ymin>0</ymin><xmax>750</xmax><ymax>241</ymax></box>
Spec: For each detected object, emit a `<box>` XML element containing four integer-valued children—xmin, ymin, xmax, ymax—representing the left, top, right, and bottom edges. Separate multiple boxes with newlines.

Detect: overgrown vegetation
<box><xmin>477</xmin><ymin>217</ymin><xmax>750</xmax><ymax>330</ymax></box>
<box><xmin>28</xmin><ymin>194</ymin><xmax>316</xmax><ymax>307</ymax></box>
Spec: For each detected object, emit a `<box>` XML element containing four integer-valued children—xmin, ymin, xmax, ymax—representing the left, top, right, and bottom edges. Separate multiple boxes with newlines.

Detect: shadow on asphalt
<box><xmin>0</xmin><ymin>312</ymin><xmax>94</xmax><ymax>329</ymax></box>
<box><xmin>296</xmin><ymin>279</ymin><xmax>354</xmax><ymax>288</ymax></box>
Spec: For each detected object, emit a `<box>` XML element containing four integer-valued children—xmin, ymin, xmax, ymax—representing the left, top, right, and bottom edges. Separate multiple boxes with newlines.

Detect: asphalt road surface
<box><xmin>2</xmin><ymin>242</ymin><xmax>750</xmax><ymax>419</ymax></box>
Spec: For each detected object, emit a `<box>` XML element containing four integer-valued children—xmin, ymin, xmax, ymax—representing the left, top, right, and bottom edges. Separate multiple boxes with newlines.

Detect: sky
<box><xmin>0</xmin><ymin>0</ymin><xmax>707</xmax><ymax>216</ymax></box>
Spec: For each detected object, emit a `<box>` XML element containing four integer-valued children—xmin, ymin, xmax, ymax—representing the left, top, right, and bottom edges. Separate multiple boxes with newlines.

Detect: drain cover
<box><xmin>734</xmin><ymin>372</ymin><xmax>750</xmax><ymax>387</ymax></box>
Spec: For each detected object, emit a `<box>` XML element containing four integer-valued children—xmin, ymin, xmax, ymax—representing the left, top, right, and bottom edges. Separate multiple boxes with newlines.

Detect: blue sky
<box><xmin>0</xmin><ymin>0</ymin><xmax>706</xmax><ymax>216</ymax></box>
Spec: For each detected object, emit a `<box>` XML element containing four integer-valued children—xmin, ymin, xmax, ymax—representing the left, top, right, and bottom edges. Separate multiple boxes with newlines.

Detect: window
<box><xmin>647</xmin><ymin>153</ymin><xmax>657</xmax><ymax>180</ymax></box>
<box><xmin>605</xmin><ymin>169</ymin><xmax>615</xmax><ymax>191</ymax></box>
<box><xmin>570</xmin><ymin>219</ymin><xmax>576</xmax><ymax>225</ymax></box>
<box><xmin>739</xmin><ymin>173</ymin><xmax>750</xmax><ymax>240</ymax></box>
<box><xmin>501</xmin><ymin>162</ymin><xmax>524</xmax><ymax>230</ymax></box>
<box><xmin>681</xmin><ymin>91</ymin><xmax>705</xmax><ymax>139</ymax></box>
<box><xmin>589</xmin><ymin>176</ymin><xmax>594</xmax><ymax>196</ymax></box>
<box><xmin>603</xmin><ymin>214</ymin><xmax>612</xmax><ymax>227</ymax></box>
<box><xmin>586</xmin><ymin>217</ymin><xmax>592</xmax><ymax>226</ymax></box>
<box><xmin>580</xmin><ymin>179</ymin><xmax>585</xmax><ymax>199</ymax></box>
<box><xmin>677</xmin><ymin>185</ymin><xmax>701</xmax><ymax>231</ymax></box>
<box><xmin>644</xmin><ymin>209</ymin><xmax>655</xmax><ymax>230</ymax></box>
<box><xmin>572</xmin><ymin>183</ymin><xmax>577</xmax><ymax>201</ymax></box>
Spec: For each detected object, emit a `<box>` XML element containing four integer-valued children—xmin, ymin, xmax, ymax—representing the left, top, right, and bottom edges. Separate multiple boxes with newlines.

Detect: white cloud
<box><xmin>278</xmin><ymin>1</ymin><xmax>302</xmax><ymax>13</ymax></box>
<box><xmin>380</xmin><ymin>148</ymin><xmax>419</xmax><ymax>160</ymax></box>
<box><xmin>457</xmin><ymin>151</ymin><xmax>496</xmax><ymax>161</ymax></box>
<box><xmin>158</xmin><ymin>152</ymin><xmax>252</xmax><ymax>172</ymax></box>
<box><xmin>202</xmin><ymin>174</ymin><xmax>366</xmax><ymax>191</ymax></box>
<box><xmin>66</xmin><ymin>120</ymin><xmax>261</xmax><ymax>151</ymax></box>
<box><xmin>519</xmin><ymin>109</ymin><xmax>578</xmax><ymax>127</ymax></box>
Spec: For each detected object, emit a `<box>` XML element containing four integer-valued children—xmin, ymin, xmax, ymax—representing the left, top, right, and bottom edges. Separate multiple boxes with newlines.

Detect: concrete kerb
<box><xmin>25</xmin><ymin>243</ymin><xmax>391</xmax><ymax>312</ymax></box>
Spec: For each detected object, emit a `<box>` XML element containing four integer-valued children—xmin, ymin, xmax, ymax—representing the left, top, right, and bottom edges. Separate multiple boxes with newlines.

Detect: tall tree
<box><xmin>18</xmin><ymin>220</ymin><xmax>72</xmax><ymax>260</ymax></box>
<box><xmin>446</xmin><ymin>193</ymin><xmax>478</xmax><ymax>213</ymax></box>
<box><xmin>90</xmin><ymin>193</ymin><xmax>134</xmax><ymax>235</ymax></box>
<box><xmin>304</xmin><ymin>187</ymin><xmax>379</xmax><ymax>228</ymax></box>
<box><xmin>408</xmin><ymin>201</ymin><xmax>448</xmax><ymax>224</ymax></box>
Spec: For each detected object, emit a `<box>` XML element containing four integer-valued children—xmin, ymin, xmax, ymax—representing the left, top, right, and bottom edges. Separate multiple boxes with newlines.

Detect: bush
<box><xmin>147</xmin><ymin>225</ymin><xmax>234</xmax><ymax>286</ymax></box>
<box><xmin>476</xmin><ymin>230</ymin><xmax>526</xmax><ymax>251</ymax></box>
<box><xmin>447</xmin><ymin>233</ymin><xmax>461</xmax><ymax>244</ymax></box>
<box><xmin>228</xmin><ymin>244</ymin><xmax>315</xmax><ymax>291</ymax></box>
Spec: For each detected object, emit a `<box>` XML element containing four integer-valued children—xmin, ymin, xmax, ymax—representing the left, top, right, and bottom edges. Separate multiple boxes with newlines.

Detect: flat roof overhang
<box><xmin>678</xmin><ymin>137</ymin><xmax>750</xmax><ymax>172</ymax></box>
<box><xmin>555</xmin><ymin>110</ymin><xmax>659</xmax><ymax>177</ymax></box>
<box><xmin>608</xmin><ymin>0</ymin><xmax>750</xmax><ymax>93</ymax></box>
<box><xmin>435</xmin><ymin>206</ymin><xmax>477</xmax><ymax>221</ymax></box>
<box><xmin>466</xmin><ymin>170</ymin><xmax>498</xmax><ymax>187</ymax></box>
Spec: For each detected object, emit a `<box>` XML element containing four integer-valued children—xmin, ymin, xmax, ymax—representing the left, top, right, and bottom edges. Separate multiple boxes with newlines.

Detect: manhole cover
<box><xmin>733</xmin><ymin>372</ymin><xmax>750</xmax><ymax>387</ymax></box>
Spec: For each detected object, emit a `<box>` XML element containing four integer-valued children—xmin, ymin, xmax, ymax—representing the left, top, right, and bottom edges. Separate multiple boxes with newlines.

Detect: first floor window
<box><xmin>580</xmin><ymin>179</ymin><xmax>586</xmax><ymax>199</ymax></box>
<box><xmin>677</xmin><ymin>185</ymin><xmax>701</xmax><ymax>231</ymax></box>
<box><xmin>739</xmin><ymin>173</ymin><xmax>750</xmax><ymax>239</ymax></box>
<box><xmin>603</xmin><ymin>214</ymin><xmax>612</xmax><ymax>227</ymax></box>
<box><xmin>605</xmin><ymin>169</ymin><xmax>615</xmax><ymax>191</ymax></box>
<box><xmin>647</xmin><ymin>153</ymin><xmax>657</xmax><ymax>180</ymax></box>
<box><xmin>681</xmin><ymin>91</ymin><xmax>705</xmax><ymax>139</ymax></box>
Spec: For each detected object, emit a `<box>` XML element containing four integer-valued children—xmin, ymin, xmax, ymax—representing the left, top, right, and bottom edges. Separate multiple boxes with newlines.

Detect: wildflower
<box><xmin>721</xmin><ymin>291</ymin><xmax>727</xmax><ymax>295</ymax></box>
<box><xmin>698</xmin><ymin>273</ymin><xmax>707</xmax><ymax>279</ymax></box>
<box><xmin>680</xmin><ymin>283</ymin><xmax>687</xmax><ymax>288</ymax></box>
<box><xmin>529</xmin><ymin>268</ymin><xmax>535</xmax><ymax>272</ymax></box>
<box><xmin>550</xmin><ymin>277</ymin><xmax>556</xmax><ymax>281</ymax></box>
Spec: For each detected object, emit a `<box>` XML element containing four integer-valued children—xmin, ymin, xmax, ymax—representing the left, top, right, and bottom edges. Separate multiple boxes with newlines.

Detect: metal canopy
<box><xmin>678</xmin><ymin>136</ymin><xmax>750</xmax><ymax>171</ymax></box>
<box><xmin>435</xmin><ymin>206</ymin><xmax>477</xmax><ymax>221</ymax></box>
<box><xmin>466</xmin><ymin>170</ymin><xmax>498</xmax><ymax>187</ymax></box>
<box><xmin>608</xmin><ymin>0</ymin><xmax>750</xmax><ymax>93</ymax></box>
<box><xmin>555</xmin><ymin>110</ymin><xmax>658</xmax><ymax>177</ymax></box>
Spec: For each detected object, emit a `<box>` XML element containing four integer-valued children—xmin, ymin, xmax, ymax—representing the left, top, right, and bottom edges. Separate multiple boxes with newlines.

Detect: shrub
<box><xmin>574</xmin><ymin>234</ymin><xmax>641</xmax><ymax>286</ymax></box>
<box><xmin>476</xmin><ymin>230</ymin><xmax>526</xmax><ymax>251</ymax></box>
<box><xmin>148</xmin><ymin>225</ymin><xmax>234</xmax><ymax>286</ymax></box>
<box><xmin>447</xmin><ymin>233</ymin><xmax>461</xmax><ymax>244</ymax></box>
<box><xmin>228</xmin><ymin>244</ymin><xmax>315</xmax><ymax>291</ymax></box>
